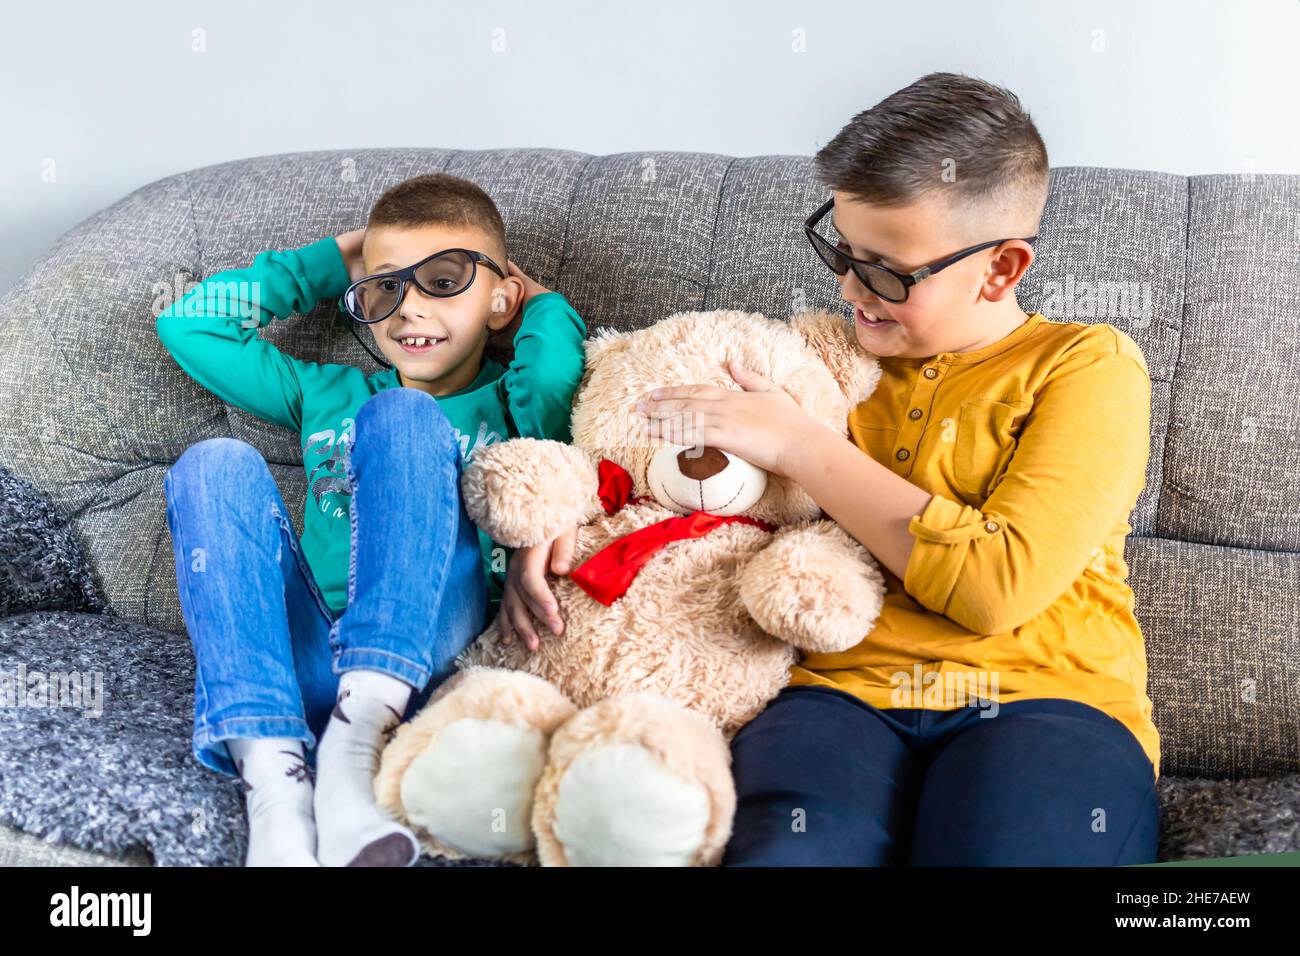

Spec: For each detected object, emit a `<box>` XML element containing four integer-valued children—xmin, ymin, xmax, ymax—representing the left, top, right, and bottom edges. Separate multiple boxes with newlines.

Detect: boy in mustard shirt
<box><xmin>625</xmin><ymin>72</ymin><xmax>1159</xmax><ymax>865</ymax></box>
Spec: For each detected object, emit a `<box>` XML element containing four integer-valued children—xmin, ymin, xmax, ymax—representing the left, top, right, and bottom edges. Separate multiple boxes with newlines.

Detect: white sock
<box><xmin>226</xmin><ymin>736</ymin><xmax>320</xmax><ymax>867</ymax></box>
<box><xmin>313</xmin><ymin>668</ymin><xmax>420</xmax><ymax>866</ymax></box>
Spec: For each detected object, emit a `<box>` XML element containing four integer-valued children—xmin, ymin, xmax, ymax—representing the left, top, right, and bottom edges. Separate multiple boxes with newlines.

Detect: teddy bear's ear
<box><xmin>789</xmin><ymin>310</ymin><xmax>881</xmax><ymax>407</ymax></box>
<box><xmin>582</xmin><ymin>326</ymin><xmax>631</xmax><ymax>367</ymax></box>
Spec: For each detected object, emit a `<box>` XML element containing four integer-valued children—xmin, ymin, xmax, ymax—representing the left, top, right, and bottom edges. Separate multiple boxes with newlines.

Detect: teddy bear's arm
<box><xmin>737</xmin><ymin>519</ymin><xmax>887</xmax><ymax>654</ymax></box>
<box><xmin>460</xmin><ymin>437</ymin><xmax>603</xmax><ymax>547</ymax></box>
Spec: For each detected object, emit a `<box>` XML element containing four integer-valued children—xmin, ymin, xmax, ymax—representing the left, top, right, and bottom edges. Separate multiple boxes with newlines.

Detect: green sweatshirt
<box><xmin>156</xmin><ymin>236</ymin><xmax>588</xmax><ymax>619</ymax></box>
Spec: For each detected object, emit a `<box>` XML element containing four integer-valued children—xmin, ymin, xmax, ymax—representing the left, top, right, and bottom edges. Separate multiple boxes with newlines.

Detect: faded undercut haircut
<box><xmin>367</xmin><ymin>172</ymin><xmax>508</xmax><ymax>263</ymax></box>
<box><xmin>814</xmin><ymin>72</ymin><xmax>1050</xmax><ymax>234</ymax></box>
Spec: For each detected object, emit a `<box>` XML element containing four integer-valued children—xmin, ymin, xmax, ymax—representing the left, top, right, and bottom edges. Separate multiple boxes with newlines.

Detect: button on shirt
<box><xmin>787</xmin><ymin>312</ymin><xmax>1161</xmax><ymax>779</ymax></box>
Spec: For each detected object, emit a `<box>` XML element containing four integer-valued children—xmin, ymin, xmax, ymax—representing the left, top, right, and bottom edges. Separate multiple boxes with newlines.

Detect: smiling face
<box><xmin>829</xmin><ymin>189</ymin><xmax>1037</xmax><ymax>360</ymax></box>
<box><xmin>361</xmin><ymin>223</ymin><xmax>522</xmax><ymax>396</ymax></box>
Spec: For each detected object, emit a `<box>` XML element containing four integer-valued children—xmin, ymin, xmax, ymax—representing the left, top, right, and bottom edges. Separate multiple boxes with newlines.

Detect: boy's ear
<box><xmin>981</xmin><ymin>241</ymin><xmax>1035</xmax><ymax>302</ymax></box>
<box><xmin>486</xmin><ymin>275</ymin><xmax>526</xmax><ymax>335</ymax></box>
<box><xmin>485</xmin><ymin>276</ymin><xmax>526</xmax><ymax>357</ymax></box>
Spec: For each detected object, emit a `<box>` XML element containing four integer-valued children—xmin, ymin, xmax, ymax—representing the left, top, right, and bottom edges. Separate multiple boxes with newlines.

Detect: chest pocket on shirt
<box><xmin>954</xmin><ymin>399</ymin><xmax>1031</xmax><ymax>500</ymax></box>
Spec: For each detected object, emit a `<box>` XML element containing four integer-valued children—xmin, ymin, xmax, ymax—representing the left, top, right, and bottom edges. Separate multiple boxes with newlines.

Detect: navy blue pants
<box><xmin>721</xmin><ymin>685</ymin><xmax>1159</xmax><ymax>866</ymax></box>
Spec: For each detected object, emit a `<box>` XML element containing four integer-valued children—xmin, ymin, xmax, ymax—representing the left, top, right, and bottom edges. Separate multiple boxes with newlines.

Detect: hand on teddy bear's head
<box><xmin>634</xmin><ymin>362</ymin><xmax>812</xmax><ymax>479</ymax></box>
<box><xmin>726</xmin><ymin>358</ymin><xmax>780</xmax><ymax>393</ymax></box>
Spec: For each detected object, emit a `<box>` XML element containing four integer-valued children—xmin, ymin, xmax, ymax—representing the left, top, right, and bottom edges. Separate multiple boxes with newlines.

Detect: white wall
<box><xmin>2</xmin><ymin>0</ymin><xmax>1297</xmax><ymax>295</ymax></box>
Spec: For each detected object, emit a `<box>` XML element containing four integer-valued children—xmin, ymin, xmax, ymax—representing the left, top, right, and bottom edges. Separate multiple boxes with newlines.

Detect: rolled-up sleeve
<box><xmin>902</xmin><ymin>332</ymin><xmax>1152</xmax><ymax>635</ymax></box>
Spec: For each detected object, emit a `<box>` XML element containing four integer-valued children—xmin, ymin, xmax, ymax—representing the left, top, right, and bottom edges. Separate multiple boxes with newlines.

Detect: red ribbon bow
<box><xmin>570</xmin><ymin>458</ymin><xmax>776</xmax><ymax>606</ymax></box>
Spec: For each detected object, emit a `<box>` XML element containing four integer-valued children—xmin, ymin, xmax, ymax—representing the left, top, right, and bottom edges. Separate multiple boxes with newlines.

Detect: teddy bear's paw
<box><xmin>460</xmin><ymin>437</ymin><xmax>600</xmax><ymax>547</ymax></box>
<box><xmin>738</xmin><ymin>519</ymin><xmax>887</xmax><ymax>654</ymax></box>
<box><xmin>399</xmin><ymin>716</ymin><xmax>549</xmax><ymax>858</ymax></box>
<box><xmin>548</xmin><ymin>742</ymin><xmax>712</xmax><ymax>867</ymax></box>
<box><xmin>374</xmin><ymin>667</ymin><xmax>577</xmax><ymax>861</ymax></box>
<box><xmin>531</xmin><ymin>694</ymin><xmax>736</xmax><ymax>867</ymax></box>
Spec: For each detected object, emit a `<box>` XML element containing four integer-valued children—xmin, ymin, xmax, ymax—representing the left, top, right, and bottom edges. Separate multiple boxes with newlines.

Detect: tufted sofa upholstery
<box><xmin>0</xmin><ymin>148</ymin><xmax>1296</xmax><ymax>865</ymax></box>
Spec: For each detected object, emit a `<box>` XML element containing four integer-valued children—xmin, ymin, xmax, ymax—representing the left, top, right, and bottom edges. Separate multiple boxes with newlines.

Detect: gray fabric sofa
<box><xmin>0</xmin><ymin>147</ymin><xmax>1296</xmax><ymax>866</ymax></box>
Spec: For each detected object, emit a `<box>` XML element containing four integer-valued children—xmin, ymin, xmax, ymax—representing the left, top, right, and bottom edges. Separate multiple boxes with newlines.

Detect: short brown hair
<box><xmin>814</xmin><ymin>72</ymin><xmax>1049</xmax><ymax>231</ymax></box>
<box><xmin>367</xmin><ymin>172</ymin><xmax>507</xmax><ymax>261</ymax></box>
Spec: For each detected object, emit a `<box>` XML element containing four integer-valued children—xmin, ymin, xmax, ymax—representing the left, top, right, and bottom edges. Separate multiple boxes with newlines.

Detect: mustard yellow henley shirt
<box><xmin>788</xmin><ymin>311</ymin><xmax>1161</xmax><ymax>779</ymax></box>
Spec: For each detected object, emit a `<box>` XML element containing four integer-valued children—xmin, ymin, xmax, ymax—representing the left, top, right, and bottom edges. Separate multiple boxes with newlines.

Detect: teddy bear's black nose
<box><xmin>677</xmin><ymin>445</ymin><xmax>729</xmax><ymax>481</ymax></box>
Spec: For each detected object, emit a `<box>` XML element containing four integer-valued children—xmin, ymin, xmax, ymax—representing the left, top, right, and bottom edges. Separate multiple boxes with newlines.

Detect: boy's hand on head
<box><xmin>506</xmin><ymin>260</ymin><xmax>552</xmax><ymax>306</ymax></box>
<box><xmin>334</xmin><ymin>228</ymin><xmax>368</xmax><ymax>283</ymax></box>
<box><xmin>500</xmin><ymin>524</ymin><xmax>578</xmax><ymax>652</ymax></box>
<box><xmin>487</xmin><ymin>261</ymin><xmax>549</xmax><ymax>349</ymax></box>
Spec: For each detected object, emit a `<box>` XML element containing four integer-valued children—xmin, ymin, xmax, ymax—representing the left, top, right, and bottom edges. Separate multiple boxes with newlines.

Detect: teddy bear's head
<box><xmin>568</xmin><ymin>310</ymin><xmax>881</xmax><ymax>526</ymax></box>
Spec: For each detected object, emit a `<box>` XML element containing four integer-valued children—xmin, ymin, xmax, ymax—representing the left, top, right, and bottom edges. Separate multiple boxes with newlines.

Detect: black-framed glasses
<box><xmin>340</xmin><ymin>247</ymin><xmax>507</xmax><ymax>324</ymax></box>
<box><xmin>804</xmin><ymin>198</ymin><xmax>1037</xmax><ymax>303</ymax></box>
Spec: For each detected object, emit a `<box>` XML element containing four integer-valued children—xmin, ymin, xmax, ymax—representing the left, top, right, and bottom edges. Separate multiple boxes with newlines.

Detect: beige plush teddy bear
<box><xmin>375</xmin><ymin>308</ymin><xmax>887</xmax><ymax>866</ymax></box>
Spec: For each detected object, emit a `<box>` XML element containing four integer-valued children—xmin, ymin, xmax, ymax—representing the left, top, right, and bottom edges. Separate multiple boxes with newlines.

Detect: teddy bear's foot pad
<box><xmin>551</xmin><ymin>743</ymin><xmax>711</xmax><ymax>866</ymax></box>
<box><xmin>399</xmin><ymin>717</ymin><xmax>548</xmax><ymax>857</ymax></box>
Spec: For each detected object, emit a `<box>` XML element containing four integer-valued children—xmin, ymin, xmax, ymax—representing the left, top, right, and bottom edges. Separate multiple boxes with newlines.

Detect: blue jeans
<box><xmin>721</xmin><ymin>685</ymin><xmax>1160</xmax><ymax>866</ymax></box>
<box><xmin>162</xmin><ymin>387</ymin><xmax>488</xmax><ymax>779</ymax></box>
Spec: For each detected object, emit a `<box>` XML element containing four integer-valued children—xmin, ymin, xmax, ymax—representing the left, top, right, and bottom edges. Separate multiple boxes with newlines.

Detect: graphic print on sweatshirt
<box><xmin>305</xmin><ymin>418</ymin><xmax>356</xmax><ymax>520</ymax></box>
<box><xmin>303</xmin><ymin>414</ymin><xmax>505</xmax><ymax>520</ymax></box>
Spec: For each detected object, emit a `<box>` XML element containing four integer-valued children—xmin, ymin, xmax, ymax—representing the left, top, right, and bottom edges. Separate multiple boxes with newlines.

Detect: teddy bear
<box><xmin>374</xmin><ymin>308</ymin><xmax>887</xmax><ymax>866</ymax></box>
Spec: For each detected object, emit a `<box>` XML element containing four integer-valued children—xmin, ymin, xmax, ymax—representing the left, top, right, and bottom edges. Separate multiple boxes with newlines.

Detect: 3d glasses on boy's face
<box><xmin>804</xmin><ymin>197</ymin><xmax>1036</xmax><ymax>304</ymax></box>
<box><xmin>341</xmin><ymin>247</ymin><xmax>506</xmax><ymax>324</ymax></box>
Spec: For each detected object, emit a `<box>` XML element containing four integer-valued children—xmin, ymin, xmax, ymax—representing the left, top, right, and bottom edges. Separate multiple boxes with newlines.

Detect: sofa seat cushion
<box><xmin>1157</xmin><ymin>774</ymin><xmax>1300</xmax><ymax>861</ymax></box>
<box><xmin>0</xmin><ymin>465</ymin><xmax>108</xmax><ymax>618</ymax></box>
<box><xmin>0</xmin><ymin>609</ymin><xmax>511</xmax><ymax>866</ymax></box>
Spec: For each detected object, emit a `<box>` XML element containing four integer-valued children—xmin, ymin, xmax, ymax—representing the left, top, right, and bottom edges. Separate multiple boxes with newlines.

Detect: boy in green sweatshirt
<box><xmin>156</xmin><ymin>172</ymin><xmax>587</xmax><ymax>867</ymax></box>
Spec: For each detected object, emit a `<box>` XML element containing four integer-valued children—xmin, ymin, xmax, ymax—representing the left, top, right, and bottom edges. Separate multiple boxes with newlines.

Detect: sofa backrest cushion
<box><xmin>0</xmin><ymin>149</ymin><xmax>1296</xmax><ymax>778</ymax></box>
